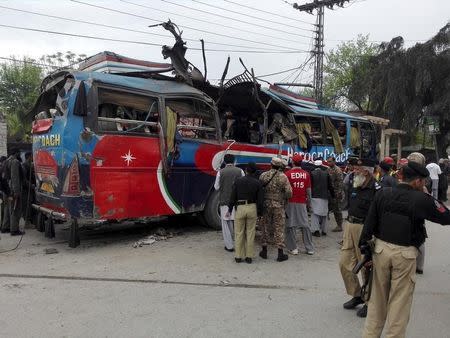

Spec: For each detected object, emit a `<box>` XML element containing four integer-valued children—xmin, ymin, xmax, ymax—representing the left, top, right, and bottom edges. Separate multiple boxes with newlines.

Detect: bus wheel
<box><xmin>202</xmin><ymin>190</ymin><xmax>221</xmax><ymax>230</ymax></box>
<box><xmin>69</xmin><ymin>219</ymin><xmax>80</xmax><ymax>248</ymax></box>
<box><xmin>37</xmin><ymin>212</ymin><xmax>46</xmax><ymax>232</ymax></box>
<box><xmin>44</xmin><ymin>217</ymin><xmax>55</xmax><ymax>238</ymax></box>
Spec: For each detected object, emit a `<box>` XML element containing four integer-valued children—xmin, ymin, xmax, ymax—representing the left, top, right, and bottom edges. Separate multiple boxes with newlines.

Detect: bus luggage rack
<box><xmin>224</xmin><ymin>71</ymin><xmax>253</xmax><ymax>90</ymax></box>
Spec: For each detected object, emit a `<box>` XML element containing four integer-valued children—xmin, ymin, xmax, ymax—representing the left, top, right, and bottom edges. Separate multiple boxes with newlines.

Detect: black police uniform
<box><xmin>359</xmin><ymin>161</ymin><xmax>450</xmax><ymax>338</ymax></box>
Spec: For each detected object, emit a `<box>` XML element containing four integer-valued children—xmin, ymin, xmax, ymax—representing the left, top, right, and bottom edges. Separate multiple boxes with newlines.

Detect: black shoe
<box><xmin>276</xmin><ymin>248</ymin><xmax>288</xmax><ymax>262</ymax></box>
<box><xmin>343</xmin><ymin>297</ymin><xmax>364</xmax><ymax>309</ymax></box>
<box><xmin>312</xmin><ymin>231</ymin><xmax>321</xmax><ymax>237</ymax></box>
<box><xmin>356</xmin><ymin>304</ymin><xmax>368</xmax><ymax>318</ymax></box>
<box><xmin>0</xmin><ymin>229</ymin><xmax>10</xmax><ymax>233</ymax></box>
<box><xmin>10</xmin><ymin>230</ymin><xmax>25</xmax><ymax>236</ymax></box>
<box><xmin>416</xmin><ymin>269</ymin><xmax>423</xmax><ymax>274</ymax></box>
<box><xmin>259</xmin><ymin>246</ymin><xmax>268</xmax><ymax>259</ymax></box>
<box><xmin>235</xmin><ymin>258</ymin><xmax>243</xmax><ymax>263</ymax></box>
<box><xmin>245</xmin><ymin>257</ymin><xmax>252</xmax><ymax>264</ymax></box>
<box><xmin>224</xmin><ymin>247</ymin><xmax>234</xmax><ymax>252</ymax></box>
<box><xmin>321</xmin><ymin>231</ymin><xmax>327</xmax><ymax>236</ymax></box>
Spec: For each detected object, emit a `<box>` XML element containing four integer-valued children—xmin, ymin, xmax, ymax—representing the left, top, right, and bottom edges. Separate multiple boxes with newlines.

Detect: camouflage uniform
<box><xmin>259</xmin><ymin>168</ymin><xmax>292</xmax><ymax>248</ymax></box>
<box><xmin>328</xmin><ymin>165</ymin><xmax>344</xmax><ymax>230</ymax></box>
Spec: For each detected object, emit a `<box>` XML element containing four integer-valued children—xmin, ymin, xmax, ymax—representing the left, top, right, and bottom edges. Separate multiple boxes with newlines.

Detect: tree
<box><xmin>0</xmin><ymin>51</ymin><xmax>87</xmax><ymax>141</ymax></box>
<box><xmin>0</xmin><ymin>57</ymin><xmax>42</xmax><ymax>140</ymax></box>
<box><xmin>323</xmin><ymin>35</ymin><xmax>378</xmax><ymax>111</ymax></box>
<box><xmin>354</xmin><ymin>24</ymin><xmax>450</xmax><ymax>156</ymax></box>
<box><xmin>39</xmin><ymin>51</ymin><xmax>87</xmax><ymax>74</ymax></box>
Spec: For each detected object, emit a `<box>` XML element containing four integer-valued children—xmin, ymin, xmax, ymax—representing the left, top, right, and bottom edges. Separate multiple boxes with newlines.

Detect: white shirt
<box><xmin>426</xmin><ymin>163</ymin><xmax>442</xmax><ymax>180</ymax></box>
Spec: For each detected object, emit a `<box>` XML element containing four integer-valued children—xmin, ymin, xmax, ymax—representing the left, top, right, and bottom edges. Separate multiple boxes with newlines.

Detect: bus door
<box><xmin>89</xmin><ymin>86</ymin><xmax>170</xmax><ymax>219</ymax></box>
<box><xmin>163</xmin><ymin>97</ymin><xmax>221</xmax><ymax>213</ymax></box>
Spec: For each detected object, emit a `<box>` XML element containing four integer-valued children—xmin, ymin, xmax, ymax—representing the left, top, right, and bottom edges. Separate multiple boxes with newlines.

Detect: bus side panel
<box><xmin>90</xmin><ymin>135</ymin><xmax>174</xmax><ymax>219</ymax></box>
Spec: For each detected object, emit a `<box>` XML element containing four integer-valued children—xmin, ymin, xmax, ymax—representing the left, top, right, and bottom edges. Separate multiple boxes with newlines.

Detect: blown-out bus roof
<box><xmin>70</xmin><ymin>71</ymin><xmax>212</xmax><ymax>98</ymax></box>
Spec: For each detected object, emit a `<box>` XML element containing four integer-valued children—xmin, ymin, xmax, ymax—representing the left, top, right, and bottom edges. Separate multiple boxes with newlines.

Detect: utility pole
<box><xmin>293</xmin><ymin>0</ymin><xmax>350</xmax><ymax>102</ymax></box>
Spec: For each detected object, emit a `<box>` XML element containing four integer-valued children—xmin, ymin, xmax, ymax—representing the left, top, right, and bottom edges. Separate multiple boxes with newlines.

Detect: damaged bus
<box><xmin>31</xmin><ymin>22</ymin><xmax>376</xmax><ymax>247</ymax></box>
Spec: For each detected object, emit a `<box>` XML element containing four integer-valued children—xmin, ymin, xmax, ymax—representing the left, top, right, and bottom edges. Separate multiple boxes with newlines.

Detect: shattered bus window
<box><xmin>97</xmin><ymin>88</ymin><xmax>159</xmax><ymax>135</ymax></box>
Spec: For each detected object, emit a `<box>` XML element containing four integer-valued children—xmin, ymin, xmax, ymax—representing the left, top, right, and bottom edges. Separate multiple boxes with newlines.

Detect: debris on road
<box><xmin>44</xmin><ymin>248</ymin><xmax>59</xmax><ymax>255</ymax></box>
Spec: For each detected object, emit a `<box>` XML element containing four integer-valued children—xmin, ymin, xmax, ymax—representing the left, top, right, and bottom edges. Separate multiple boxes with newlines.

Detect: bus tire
<box><xmin>69</xmin><ymin>219</ymin><xmax>80</xmax><ymax>248</ymax></box>
<box><xmin>44</xmin><ymin>218</ymin><xmax>55</xmax><ymax>238</ymax></box>
<box><xmin>202</xmin><ymin>190</ymin><xmax>221</xmax><ymax>230</ymax></box>
<box><xmin>37</xmin><ymin>212</ymin><xmax>46</xmax><ymax>232</ymax></box>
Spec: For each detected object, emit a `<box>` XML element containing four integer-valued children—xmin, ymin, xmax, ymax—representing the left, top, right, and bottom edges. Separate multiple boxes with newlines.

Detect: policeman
<box><xmin>227</xmin><ymin>162</ymin><xmax>264</xmax><ymax>264</ymax></box>
<box><xmin>359</xmin><ymin>161</ymin><xmax>450</xmax><ymax>338</ymax></box>
<box><xmin>259</xmin><ymin>157</ymin><xmax>293</xmax><ymax>262</ymax></box>
<box><xmin>339</xmin><ymin>159</ymin><xmax>376</xmax><ymax>318</ymax></box>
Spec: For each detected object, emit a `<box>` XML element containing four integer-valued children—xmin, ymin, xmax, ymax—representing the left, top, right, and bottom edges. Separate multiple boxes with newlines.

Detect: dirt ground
<box><xmin>0</xmin><ymin>215</ymin><xmax>449</xmax><ymax>338</ymax></box>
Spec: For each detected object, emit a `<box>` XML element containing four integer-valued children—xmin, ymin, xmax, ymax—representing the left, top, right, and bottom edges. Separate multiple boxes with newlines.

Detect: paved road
<box><xmin>0</xmin><ymin>218</ymin><xmax>449</xmax><ymax>338</ymax></box>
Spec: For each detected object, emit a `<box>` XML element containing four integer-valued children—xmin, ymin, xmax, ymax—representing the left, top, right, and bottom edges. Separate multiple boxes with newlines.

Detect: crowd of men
<box><xmin>215</xmin><ymin>151</ymin><xmax>450</xmax><ymax>338</ymax></box>
<box><xmin>0</xmin><ymin>151</ymin><xmax>35</xmax><ymax>238</ymax></box>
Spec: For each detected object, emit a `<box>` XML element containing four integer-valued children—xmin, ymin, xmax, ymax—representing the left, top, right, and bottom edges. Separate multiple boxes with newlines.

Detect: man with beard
<box><xmin>339</xmin><ymin>159</ymin><xmax>377</xmax><ymax>318</ymax></box>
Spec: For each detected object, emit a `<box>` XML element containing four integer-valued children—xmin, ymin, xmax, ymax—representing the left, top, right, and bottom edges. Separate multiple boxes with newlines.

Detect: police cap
<box><xmin>402</xmin><ymin>161</ymin><xmax>429</xmax><ymax>179</ymax></box>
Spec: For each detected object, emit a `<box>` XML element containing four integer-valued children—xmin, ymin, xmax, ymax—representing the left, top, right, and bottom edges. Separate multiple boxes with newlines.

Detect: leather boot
<box><xmin>277</xmin><ymin>248</ymin><xmax>288</xmax><ymax>262</ymax></box>
<box><xmin>259</xmin><ymin>246</ymin><xmax>268</xmax><ymax>259</ymax></box>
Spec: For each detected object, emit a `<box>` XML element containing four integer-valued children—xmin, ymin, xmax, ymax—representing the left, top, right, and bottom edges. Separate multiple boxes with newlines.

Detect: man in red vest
<box><xmin>284</xmin><ymin>154</ymin><xmax>315</xmax><ymax>255</ymax></box>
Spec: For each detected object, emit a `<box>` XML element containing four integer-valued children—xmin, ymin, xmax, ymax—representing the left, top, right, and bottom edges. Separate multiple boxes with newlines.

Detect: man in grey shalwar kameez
<box><xmin>284</xmin><ymin>154</ymin><xmax>315</xmax><ymax>255</ymax></box>
<box><xmin>310</xmin><ymin>160</ymin><xmax>335</xmax><ymax>237</ymax></box>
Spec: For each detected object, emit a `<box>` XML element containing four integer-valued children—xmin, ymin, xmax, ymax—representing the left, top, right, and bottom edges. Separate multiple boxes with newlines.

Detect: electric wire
<box><xmin>160</xmin><ymin>0</ymin><xmax>312</xmax><ymax>45</ymax></box>
<box><xmin>121</xmin><ymin>0</ymin><xmax>311</xmax><ymax>46</ymax></box>
<box><xmin>222</xmin><ymin>0</ymin><xmax>314</xmax><ymax>26</ymax></box>
<box><xmin>190</xmin><ymin>0</ymin><xmax>313</xmax><ymax>38</ymax></box>
<box><xmin>0</xmin><ymin>5</ymin><xmax>294</xmax><ymax>52</ymax></box>
<box><xmin>0</xmin><ymin>56</ymin><xmax>49</xmax><ymax>67</ymax></box>
<box><xmin>71</xmin><ymin>0</ymin><xmax>309</xmax><ymax>51</ymax></box>
<box><xmin>0</xmin><ymin>24</ymin><xmax>310</xmax><ymax>54</ymax></box>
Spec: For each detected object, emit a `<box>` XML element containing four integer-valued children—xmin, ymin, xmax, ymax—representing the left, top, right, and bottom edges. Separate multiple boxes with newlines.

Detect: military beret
<box><xmin>403</xmin><ymin>161</ymin><xmax>429</xmax><ymax>179</ymax></box>
<box><xmin>271</xmin><ymin>157</ymin><xmax>283</xmax><ymax>166</ymax></box>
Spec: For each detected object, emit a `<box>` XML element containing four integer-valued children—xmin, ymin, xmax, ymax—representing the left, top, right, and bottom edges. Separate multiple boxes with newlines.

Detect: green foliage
<box><xmin>355</xmin><ymin>24</ymin><xmax>450</xmax><ymax>155</ymax></box>
<box><xmin>323</xmin><ymin>35</ymin><xmax>378</xmax><ymax>110</ymax></box>
<box><xmin>0</xmin><ymin>57</ymin><xmax>42</xmax><ymax>139</ymax></box>
<box><xmin>0</xmin><ymin>51</ymin><xmax>87</xmax><ymax>141</ymax></box>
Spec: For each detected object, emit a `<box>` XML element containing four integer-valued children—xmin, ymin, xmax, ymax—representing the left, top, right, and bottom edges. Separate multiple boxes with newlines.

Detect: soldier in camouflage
<box><xmin>327</xmin><ymin>157</ymin><xmax>344</xmax><ymax>232</ymax></box>
<box><xmin>259</xmin><ymin>157</ymin><xmax>293</xmax><ymax>262</ymax></box>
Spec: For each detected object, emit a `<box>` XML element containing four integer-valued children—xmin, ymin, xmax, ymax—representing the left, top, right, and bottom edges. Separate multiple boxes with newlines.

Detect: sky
<box><xmin>0</xmin><ymin>0</ymin><xmax>449</xmax><ymax>85</ymax></box>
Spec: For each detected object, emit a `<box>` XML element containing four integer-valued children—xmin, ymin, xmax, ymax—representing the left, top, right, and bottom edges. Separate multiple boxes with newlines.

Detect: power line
<box><xmin>0</xmin><ymin>24</ymin><xmax>310</xmax><ymax>54</ymax></box>
<box><xmin>0</xmin><ymin>56</ymin><xmax>48</xmax><ymax>67</ymax></box>
<box><xmin>121</xmin><ymin>0</ymin><xmax>312</xmax><ymax>46</ymax></box>
<box><xmin>71</xmin><ymin>0</ymin><xmax>309</xmax><ymax>51</ymax></box>
<box><xmin>160</xmin><ymin>0</ymin><xmax>312</xmax><ymax>45</ymax></box>
<box><xmin>0</xmin><ymin>5</ymin><xmax>295</xmax><ymax>52</ymax></box>
<box><xmin>190</xmin><ymin>0</ymin><xmax>313</xmax><ymax>38</ymax></box>
<box><xmin>222</xmin><ymin>0</ymin><xmax>314</xmax><ymax>26</ymax></box>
